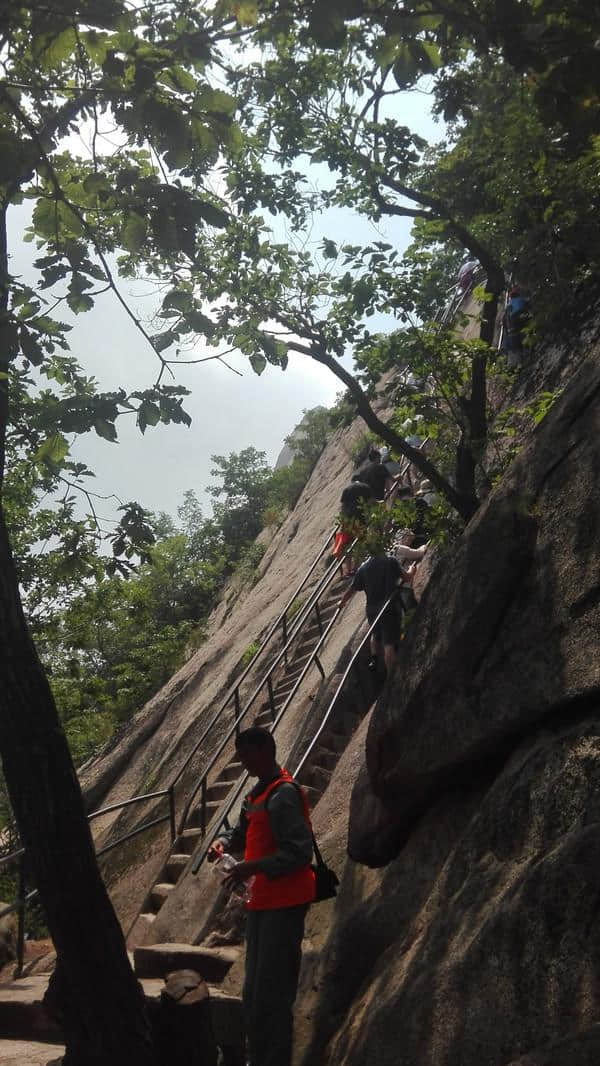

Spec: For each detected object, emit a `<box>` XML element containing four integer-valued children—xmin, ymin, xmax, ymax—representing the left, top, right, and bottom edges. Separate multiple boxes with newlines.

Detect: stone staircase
<box><xmin>0</xmin><ymin>943</ymin><xmax>246</xmax><ymax>1065</ymax></box>
<box><xmin>0</xmin><ymin>600</ymin><xmax>378</xmax><ymax>1066</ymax></box>
<box><xmin>131</xmin><ymin>577</ymin><xmax>347</xmax><ymax>941</ymax></box>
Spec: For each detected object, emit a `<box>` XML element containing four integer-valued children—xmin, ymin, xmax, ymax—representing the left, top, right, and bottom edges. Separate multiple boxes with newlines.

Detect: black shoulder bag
<box><xmin>266</xmin><ymin>779</ymin><xmax>340</xmax><ymax>903</ymax></box>
<box><xmin>311</xmin><ymin>831</ymin><xmax>340</xmax><ymax>903</ymax></box>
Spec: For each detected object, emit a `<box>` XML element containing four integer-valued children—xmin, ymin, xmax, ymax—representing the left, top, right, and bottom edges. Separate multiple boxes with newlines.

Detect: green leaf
<box><xmin>122</xmin><ymin>213</ymin><xmax>147</xmax><ymax>254</ymax></box>
<box><xmin>195</xmin><ymin>201</ymin><xmax>230</xmax><ymax>228</ymax></box>
<box><xmin>308</xmin><ymin>7</ymin><xmax>347</xmax><ymax>48</ymax></box>
<box><xmin>185</xmin><ymin>310</ymin><xmax>216</xmax><ymax>336</ymax></box>
<box><xmin>67</xmin><ymin>292</ymin><xmax>94</xmax><ymax>314</ymax></box>
<box><xmin>250</xmin><ymin>353</ymin><xmax>267</xmax><ymax>375</ymax></box>
<box><xmin>138</xmin><ymin>400</ymin><xmax>161</xmax><ymax>432</ymax></box>
<box><xmin>153</xmin><ymin>331</ymin><xmax>176</xmax><ymax>353</ymax></box>
<box><xmin>195</xmin><ymin>88</ymin><xmax>237</xmax><ymax>116</ymax></box>
<box><xmin>162</xmin><ymin>290</ymin><xmax>192</xmax><ymax>313</ymax></box>
<box><xmin>20</xmin><ymin>326</ymin><xmax>45</xmax><ymax>366</ymax></box>
<box><xmin>34</xmin><ymin>28</ymin><xmax>78</xmax><ymax>70</ymax></box>
<box><xmin>94</xmin><ymin>419</ymin><xmax>118</xmax><ymax>442</ymax></box>
<box><xmin>232</xmin><ymin>1</ymin><xmax>257</xmax><ymax>27</ymax></box>
<box><xmin>322</xmin><ymin>238</ymin><xmax>338</xmax><ymax>259</ymax></box>
<box><xmin>34</xmin><ymin>432</ymin><xmax>69</xmax><ymax>465</ymax></box>
<box><xmin>392</xmin><ymin>45</ymin><xmax>421</xmax><ymax>89</ymax></box>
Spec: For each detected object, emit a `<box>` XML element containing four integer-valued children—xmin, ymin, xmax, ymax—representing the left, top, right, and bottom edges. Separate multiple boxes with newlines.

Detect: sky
<box><xmin>8</xmin><ymin>86</ymin><xmax>442</xmax><ymax>525</ymax></box>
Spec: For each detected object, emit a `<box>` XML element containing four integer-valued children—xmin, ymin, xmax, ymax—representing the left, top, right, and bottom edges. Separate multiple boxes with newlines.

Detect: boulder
<box><xmin>352</xmin><ymin>349</ymin><xmax>600</xmax><ymax>858</ymax></box>
<box><xmin>0</xmin><ymin>904</ymin><xmax>17</xmax><ymax>966</ymax></box>
<box><xmin>301</xmin><ymin>716</ymin><xmax>600</xmax><ymax>1066</ymax></box>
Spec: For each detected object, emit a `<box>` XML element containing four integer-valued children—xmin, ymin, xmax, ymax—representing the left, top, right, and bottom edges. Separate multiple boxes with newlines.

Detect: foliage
<box><xmin>239</xmin><ymin>640</ymin><xmax>260</xmax><ymax>668</ymax></box>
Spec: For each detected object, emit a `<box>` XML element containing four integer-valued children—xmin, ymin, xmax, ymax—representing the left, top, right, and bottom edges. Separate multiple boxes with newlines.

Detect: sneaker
<box><xmin>367</xmin><ymin>655</ymin><xmax>378</xmax><ymax>671</ymax></box>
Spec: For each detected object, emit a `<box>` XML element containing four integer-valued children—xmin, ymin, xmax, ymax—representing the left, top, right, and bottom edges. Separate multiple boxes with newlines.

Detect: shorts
<box><xmin>366</xmin><ymin>604</ymin><xmax>401</xmax><ymax>648</ymax></box>
<box><xmin>333</xmin><ymin>531</ymin><xmax>352</xmax><ymax>560</ymax></box>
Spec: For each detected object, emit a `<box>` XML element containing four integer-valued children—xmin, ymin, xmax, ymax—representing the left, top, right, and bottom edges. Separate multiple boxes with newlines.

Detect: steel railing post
<box><xmin>168</xmin><ymin>786</ymin><xmax>176</xmax><ymax>843</ymax></box>
<box><xmin>234</xmin><ymin>688</ymin><xmax>241</xmax><ymax>735</ymax></box>
<box><xmin>282</xmin><ymin>613</ymin><xmax>288</xmax><ymax>664</ymax></box>
<box><xmin>267</xmin><ymin>677</ymin><xmax>276</xmax><ymax>720</ymax></box>
<box><xmin>200</xmin><ymin>779</ymin><xmax>207</xmax><ymax>837</ymax></box>
<box><xmin>15</xmin><ymin>854</ymin><xmax>25</xmax><ymax>978</ymax></box>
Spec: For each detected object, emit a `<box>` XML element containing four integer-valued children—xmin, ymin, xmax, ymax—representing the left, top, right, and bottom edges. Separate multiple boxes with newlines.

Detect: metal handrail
<box><xmin>294</xmin><ymin>592</ymin><xmax>400</xmax><ymax>778</ymax></box>
<box><xmin>190</xmin><ymin>591</ymin><xmax>401</xmax><ymax>880</ymax></box>
<box><xmin>191</xmin><ymin>602</ymin><xmax>343</xmax><ymax>876</ymax></box>
<box><xmin>168</xmin><ymin>526</ymin><xmax>341</xmax><ymax>795</ymax></box>
<box><xmin>1</xmin><ymin>788</ymin><xmax>175</xmax><ymax>977</ymax></box>
<box><xmin>177</xmin><ymin>551</ymin><xmax>349</xmax><ymax>836</ymax></box>
<box><xmin>178</xmin><ymin>442</ymin><xmax>428</xmax><ymax>838</ymax></box>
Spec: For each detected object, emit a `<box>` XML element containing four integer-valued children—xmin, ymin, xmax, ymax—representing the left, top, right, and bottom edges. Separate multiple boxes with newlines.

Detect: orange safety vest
<box><xmin>244</xmin><ymin>768</ymin><xmax>316</xmax><ymax>911</ymax></box>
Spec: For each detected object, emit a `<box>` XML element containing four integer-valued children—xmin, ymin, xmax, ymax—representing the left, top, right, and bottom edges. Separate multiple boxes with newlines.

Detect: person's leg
<box><xmin>243</xmin><ymin>911</ymin><xmax>261</xmax><ymax>1066</ymax></box>
<box><xmin>244</xmin><ymin>905</ymin><xmax>308</xmax><ymax>1066</ymax></box>
<box><xmin>381</xmin><ymin>609</ymin><xmax>400</xmax><ymax>673</ymax></box>
<box><xmin>383</xmin><ymin>640</ymin><xmax>396</xmax><ymax>673</ymax></box>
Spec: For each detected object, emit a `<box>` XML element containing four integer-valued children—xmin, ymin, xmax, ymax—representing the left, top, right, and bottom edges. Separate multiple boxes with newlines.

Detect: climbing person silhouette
<box><xmin>337</xmin><ymin>550</ymin><xmax>415</xmax><ymax>673</ymax></box>
<box><xmin>207</xmin><ymin>728</ymin><xmax>315</xmax><ymax>1066</ymax></box>
<box><xmin>352</xmin><ymin>447</ymin><xmax>396</xmax><ymax>502</ymax></box>
<box><xmin>334</xmin><ymin>478</ymin><xmax>373</xmax><ymax>576</ymax></box>
<box><xmin>503</xmin><ymin>287</ymin><xmax>531</xmax><ymax>368</ymax></box>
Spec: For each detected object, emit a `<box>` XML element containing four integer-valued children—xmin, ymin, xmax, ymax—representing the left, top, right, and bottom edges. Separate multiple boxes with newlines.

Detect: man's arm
<box><xmin>337</xmin><ymin>584</ymin><xmax>356</xmax><ymax>610</ymax></box>
<box><xmin>208</xmin><ymin>801</ymin><xmax>248</xmax><ymax>861</ymax></box>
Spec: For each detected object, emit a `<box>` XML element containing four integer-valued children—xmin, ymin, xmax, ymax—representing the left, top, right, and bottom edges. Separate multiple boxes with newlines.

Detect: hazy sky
<box><xmin>8</xmin><ymin>87</ymin><xmax>441</xmax><ymax>525</ymax></box>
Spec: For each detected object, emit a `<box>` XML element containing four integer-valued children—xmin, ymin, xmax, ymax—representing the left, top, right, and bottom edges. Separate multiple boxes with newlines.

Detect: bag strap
<box><xmin>264</xmin><ymin>778</ymin><xmax>326</xmax><ymax>868</ymax></box>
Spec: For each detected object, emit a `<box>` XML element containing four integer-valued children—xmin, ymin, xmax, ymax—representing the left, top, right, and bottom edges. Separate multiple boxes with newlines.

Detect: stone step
<box><xmin>253</xmin><ymin>710</ymin><xmax>275</xmax><ymax>728</ymax></box>
<box><xmin>303</xmin><ymin>784</ymin><xmax>321</xmax><ymax>808</ymax></box>
<box><xmin>308</xmin><ymin>765</ymin><xmax>333</xmax><ymax>792</ymax></box>
<box><xmin>318</xmin><ymin>730</ymin><xmax>350</xmax><ymax>755</ymax></box>
<box><xmin>165</xmin><ymin>853</ymin><xmax>190</xmax><ymax>882</ymax></box>
<box><xmin>150</xmin><ymin>883</ymin><xmax>174</xmax><ymax>911</ymax></box>
<box><xmin>205</xmin><ymin>780</ymin><xmax>233</xmax><ymax>804</ymax></box>
<box><xmin>134</xmin><ymin>943</ymin><xmax>240</xmax><ymax>982</ymax></box>
<box><xmin>179</xmin><ymin>828</ymin><xmax>203</xmax><ymax>854</ymax></box>
<box><xmin>0</xmin><ymin>974</ymin><xmax>243</xmax><ymax>1058</ymax></box>
<box><xmin>330</xmin><ymin>709</ymin><xmax>362</xmax><ymax>736</ymax></box>
<box><xmin>220</xmin><ymin>761</ymin><xmax>243</xmax><ymax>782</ymax></box>
<box><xmin>311</xmin><ymin>747</ymin><xmax>339</xmax><ymax>771</ymax></box>
<box><xmin>185</xmin><ymin>801</ymin><xmax>221</xmax><ymax>829</ymax></box>
<box><xmin>0</xmin><ymin>1038</ymin><xmax>64</xmax><ymax>1063</ymax></box>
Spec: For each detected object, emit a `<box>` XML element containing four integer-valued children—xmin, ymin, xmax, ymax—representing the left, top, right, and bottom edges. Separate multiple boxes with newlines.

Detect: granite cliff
<box><xmin>79</xmin><ymin>299</ymin><xmax>600</xmax><ymax>1065</ymax></box>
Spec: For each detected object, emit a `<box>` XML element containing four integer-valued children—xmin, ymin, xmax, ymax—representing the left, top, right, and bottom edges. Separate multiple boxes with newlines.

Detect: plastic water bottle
<box><xmin>213</xmin><ymin>852</ymin><xmax>253</xmax><ymax>901</ymax></box>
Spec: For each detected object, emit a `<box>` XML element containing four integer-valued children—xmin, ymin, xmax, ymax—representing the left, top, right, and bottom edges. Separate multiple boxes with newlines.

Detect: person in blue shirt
<box><xmin>504</xmin><ymin>287</ymin><xmax>531</xmax><ymax>367</ymax></box>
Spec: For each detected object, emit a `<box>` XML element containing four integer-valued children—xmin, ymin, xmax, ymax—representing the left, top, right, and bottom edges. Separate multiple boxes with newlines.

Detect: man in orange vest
<box><xmin>208</xmin><ymin>727</ymin><xmax>315</xmax><ymax>1066</ymax></box>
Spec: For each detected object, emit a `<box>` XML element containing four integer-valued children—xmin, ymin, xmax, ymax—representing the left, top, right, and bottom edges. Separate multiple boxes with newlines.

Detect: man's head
<box><xmin>368</xmin><ymin>448</ymin><xmax>381</xmax><ymax>463</ymax></box>
<box><xmin>235</xmin><ymin>726</ymin><xmax>277</xmax><ymax>779</ymax></box>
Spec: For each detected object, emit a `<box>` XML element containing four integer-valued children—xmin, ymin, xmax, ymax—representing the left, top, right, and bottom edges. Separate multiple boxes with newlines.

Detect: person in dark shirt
<box><xmin>352</xmin><ymin>448</ymin><xmax>392</xmax><ymax>501</ymax></box>
<box><xmin>337</xmin><ymin>551</ymin><xmax>414</xmax><ymax>672</ymax></box>
<box><xmin>334</xmin><ymin>480</ymin><xmax>373</xmax><ymax>576</ymax></box>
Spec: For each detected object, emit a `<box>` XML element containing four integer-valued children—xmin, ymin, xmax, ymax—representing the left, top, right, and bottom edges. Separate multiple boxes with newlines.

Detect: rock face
<box><xmin>0</xmin><ymin>906</ymin><xmax>17</xmax><ymax>966</ymax></box>
<box><xmin>353</xmin><ymin>345</ymin><xmax>600</xmax><ymax>864</ymax></box>
<box><xmin>292</xmin><ymin>332</ymin><xmax>600</xmax><ymax>1064</ymax></box>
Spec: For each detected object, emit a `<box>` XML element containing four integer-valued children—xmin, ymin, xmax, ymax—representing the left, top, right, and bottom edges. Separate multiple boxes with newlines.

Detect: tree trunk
<box><xmin>456</xmin><ymin>270</ymin><xmax>505</xmax><ymax>507</ymax></box>
<box><xmin>0</xmin><ymin>201</ymin><xmax>158</xmax><ymax>1065</ymax></box>
<box><xmin>304</xmin><ymin>343</ymin><xmax>477</xmax><ymax>522</ymax></box>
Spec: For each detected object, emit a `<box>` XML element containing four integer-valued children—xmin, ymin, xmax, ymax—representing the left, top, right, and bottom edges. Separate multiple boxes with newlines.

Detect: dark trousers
<box><xmin>243</xmin><ymin>904</ymin><xmax>308</xmax><ymax>1066</ymax></box>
